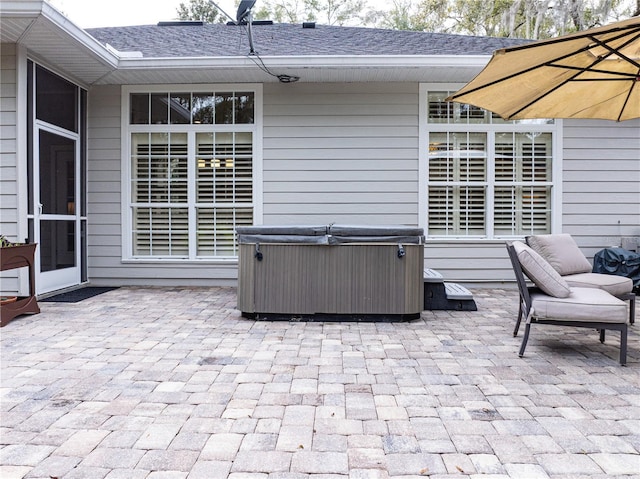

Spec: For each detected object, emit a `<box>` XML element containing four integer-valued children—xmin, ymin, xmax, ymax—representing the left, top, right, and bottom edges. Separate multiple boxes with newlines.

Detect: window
<box><xmin>36</xmin><ymin>64</ymin><xmax>78</xmax><ymax>133</ymax></box>
<box><xmin>124</xmin><ymin>87</ymin><xmax>260</xmax><ymax>259</ymax></box>
<box><xmin>421</xmin><ymin>87</ymin><xmax>559</xmax><ymax>239</ymax></box>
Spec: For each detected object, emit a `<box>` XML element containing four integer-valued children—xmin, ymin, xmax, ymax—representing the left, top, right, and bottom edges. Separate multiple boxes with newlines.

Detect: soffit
<box><xmin>96</xmin><ymin>56</ymin><xmax>489</xmax><ymax>85</ymax></box>
<box><xmin>1</xmin><ymin>1</ymin><xmax>117</xmax><ymax>86</ymax></box>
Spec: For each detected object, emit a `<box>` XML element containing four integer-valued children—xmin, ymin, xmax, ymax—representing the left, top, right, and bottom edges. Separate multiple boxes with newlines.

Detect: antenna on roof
<box><xmin>208</xmin><ymin>0</ymin><xmax>235</xmax><ymax>23</ymax></box>
<box><xmin>210</xmin><ymin>0</ymin><xmax>300</xmax><ymax>83</ymax></box>
<box><xmin>235</xmin><ymin>0</ymin><xmax>257</xmax><ymax>53</ymax></box>
<box><xmin>236</xmin><ymin>0</ymin><xmax>257</xmax><ymax>23</ymax></box>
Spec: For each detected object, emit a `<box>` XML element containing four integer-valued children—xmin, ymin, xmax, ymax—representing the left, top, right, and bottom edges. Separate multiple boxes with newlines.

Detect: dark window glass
<box><xmin>80</xmin><ymin>89</ymin><xmax>87</xmax><ymax>217</ymax></box>
<box><xmin>36</xmin><ymin>65</ymin><xmax>77</xmax><ymax>132</ymax></box>
<box><xmin>215</xmin><ymin>92</ymin><xmax>234</xmax><ymax>124</ymax></box>
<box><xmin>40</xmin><ymin>220</ymin><xmax>76</xmax><ymax>272</ymax></box>
<box><xmin>235</xmin><ymin>92</ymin><xmax>254</xmax><ymax>124</ymax></box>
<box><xmin>192</xmin><ymin>93</ymin><xmax>214</xmax><ymax>124</ymax></box>
<box><xmin>131</xmin><ymin>93</ymin><xmax>150</xmax><ymax>124</ymax></box>
<box><xmin>28</xmin><ymin>218</ymin><xmax>34</xmax><ymax>245</ymax></box>
<box><xmin>151</xmin><ymin>93</ymin><xmax>169</xmax><ymax>124</ymax></box>
<box><xmin>39</xmin><ymin>130</ymin><xmax>75</xmax><ymax>216</ymax></box>
<box><xmin>27</xmin><ymin>61</ymin><xmax>34</xmax><ymax>215</ymax></box>
<box><xmin>170</xmin><ymin>93</ymin><xmax>191</xmax><ymax>124</ymax></box>
<box><xmin>81</xmin><ymin>220</ymin><xmax>87</xmax><ymax>281</ymax></box>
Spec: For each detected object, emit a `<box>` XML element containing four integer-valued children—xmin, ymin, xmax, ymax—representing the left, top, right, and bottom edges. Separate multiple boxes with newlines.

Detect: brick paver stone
<box><xmin>0</xmin><ymin>286</ymin><xmax>637</xmax><ymax>479</ymax></box>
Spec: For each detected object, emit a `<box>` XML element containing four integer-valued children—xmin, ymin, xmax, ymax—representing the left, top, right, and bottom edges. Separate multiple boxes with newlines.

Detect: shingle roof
<box><xmin>86</xmin><ymin>22</ymin><xmax>529</xmax><ymax>58</ymax></box>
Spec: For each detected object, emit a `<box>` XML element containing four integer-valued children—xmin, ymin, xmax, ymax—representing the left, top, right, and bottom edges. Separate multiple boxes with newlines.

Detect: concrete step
<box><xmin>423</xmin><ymin>270</ymin><xmax>477</xmax><ymax>311</ymax></box>
<box><xmin>444</xmin><ymin>282</ymin><xmax>474</xmax><ymax>301</ymax></box>
<box><xmin>423</xmin><ymin>268</ymin><xmax>444</xmax><ymax>283</ymax></box>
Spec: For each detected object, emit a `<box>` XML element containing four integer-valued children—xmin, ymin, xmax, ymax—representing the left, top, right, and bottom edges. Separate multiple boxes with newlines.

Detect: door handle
<box><xmin>38</xmin><ymin>203</ymin><xmax>43</xmax><ymax>215</ymax></box>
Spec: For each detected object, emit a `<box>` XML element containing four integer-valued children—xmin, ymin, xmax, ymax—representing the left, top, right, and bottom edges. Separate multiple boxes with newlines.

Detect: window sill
<box><xmin>424</xmin><ymin>237</ymin><xmax>528</xmax><ymax>244</ymax></box>
<box><xmin>121</xmin><ymin>257</ymin><xmax>239</xmax><ymax>264</ymax></box>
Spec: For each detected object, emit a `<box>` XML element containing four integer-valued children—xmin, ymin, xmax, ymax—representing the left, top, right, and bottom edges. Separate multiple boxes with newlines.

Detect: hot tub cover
<box><xmin>237</xmin><ymin>224</ymin><xmax>424</xmax><ymax>245</ymax></box>
<box><xmin>328</xmin><ymin>225</ymin><xmax>423</xmax><ymax>236</ymax></box>
<box><xmin>236</xmin><ymin>225</ymin><xmax>328</xmax><ymax>236</ymax></box>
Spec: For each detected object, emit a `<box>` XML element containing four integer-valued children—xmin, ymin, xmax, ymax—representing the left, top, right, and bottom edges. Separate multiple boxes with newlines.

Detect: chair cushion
<box><xmin>513</xmin><ymin>241</ymin><xmax>571</xmax><ymax>298</ymax></box>
<box><xmin>564</xmin><ymin>272</ymin><xmax>633</xmax><ymax>297</ymax></box>
<box><xmin>531</xmin><ymin>287</ymin><xmax>627</xmax><ymax>323</ymax></box>
<box><xmin>526</xmin><ymin>234</ymin><xmax>592</xmax><ymax>275</ymax></box>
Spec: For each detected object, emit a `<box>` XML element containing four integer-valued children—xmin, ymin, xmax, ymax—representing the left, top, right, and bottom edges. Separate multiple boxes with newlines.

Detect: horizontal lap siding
<box><xmin>0</xmin><ymin>44</ymin><xmax>19</xmax><ymax>293</ymax></box>
<box><xmin>85</xmin><ymin>84</ymin><xmax>639</xmax><ymax>288</ymax></box>
<box><xmin>87</xmin><ymin>85</ymin><xmax>121</xmax><ymax>265</ymax></box>
<box><xmin>562</xmin><ymin>119</ymin><xmax>640</xmax><ymax>259</ymax></box>
<box><xmin>424</xmin><ymin>242</ymin><xmax>514</xmax><ymax>284</ymax></box>
<box><xmin>263</xmin><ymin>83</ymin><xmax>420</xmax><ymax>225</ymax></box>
<box><xmin>86</xmin><ymin>85</ymin><xmax>237</xmax><ymax>286</ymax></box>
<box><xmin>0</xmin><ymin>44</ymin><xmax>17</xmax><ymax>236</ymax></box>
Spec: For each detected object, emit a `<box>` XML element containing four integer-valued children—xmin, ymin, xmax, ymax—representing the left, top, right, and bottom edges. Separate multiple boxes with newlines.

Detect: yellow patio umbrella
<box><xmin>447</xmin><ymin>16</ymin><xmax>640</xmax><ymax>122</ymax></box>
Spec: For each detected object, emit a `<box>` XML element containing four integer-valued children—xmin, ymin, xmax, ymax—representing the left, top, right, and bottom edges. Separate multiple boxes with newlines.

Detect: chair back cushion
<box><xmin>513</xmin><ymin>241</ymin><xmax>571</xmax><ymax>298</ymax></box>
<box><xmin>563</xmin><ymin>272</ymin><xmax>633</xmax><ymax>297</ymax></box>
<box><xmin>526</xmin><ymin>234</ymin><xmax>592</xmax><ymax>275</ymax></box>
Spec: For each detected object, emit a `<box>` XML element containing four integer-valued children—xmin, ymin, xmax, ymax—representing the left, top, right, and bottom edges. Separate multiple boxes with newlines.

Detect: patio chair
<box><xmin>506</xmin><ymin>241</ymin><xmax>628</xmax><ymax>365</ymax></box>
<box><xmin>526</xmin><ymin>234</ymin><xmax>635</xmax><ymax>324</ymax></box>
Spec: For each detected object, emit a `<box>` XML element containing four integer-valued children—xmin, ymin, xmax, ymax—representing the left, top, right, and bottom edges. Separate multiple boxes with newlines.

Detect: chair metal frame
<box><xmin>506</xmin><ymin>242</ymin><xmax>628</xmax><ymax>366</ymax></box>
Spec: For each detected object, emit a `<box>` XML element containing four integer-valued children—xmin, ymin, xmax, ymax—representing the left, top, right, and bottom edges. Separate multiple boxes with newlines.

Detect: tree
<box><xmin>376</xmin><ymin>0</ymin><xmax>449</xmax><ymax>31</ymax></box>
<box><xmin>409</xmin><ymin>0</ymin><xmax>636</xmax><ymax>39</ymax></box>
<box><xmin>254</xmin><ymin>0</ymin><xmax>366</xmax><ymax>25</ymax></box>
<box><xmin>373</xmin><ymin>0</ymin><xmax>420</xmax><ymax>30</ymax></box>
<box><xmin>178</xmin><ymin>0</ymin><xmax>637</xmax><ymax>31</ymax></box>
<box><xmin>254</xmin><ymin>0</ymin><xmax>306</xmax><ymax>23</ymax></box>
<box><xmin>177</xmin><ymin>0</ymin><xmax>223</xmax><ymax>23</ymax></box>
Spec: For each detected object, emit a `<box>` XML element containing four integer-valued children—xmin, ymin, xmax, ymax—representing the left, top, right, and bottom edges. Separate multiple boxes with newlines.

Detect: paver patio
<box><xmin>1</xmin><ymin>286</ymin><xmax>639</xmax><ymax>478</ymax></box>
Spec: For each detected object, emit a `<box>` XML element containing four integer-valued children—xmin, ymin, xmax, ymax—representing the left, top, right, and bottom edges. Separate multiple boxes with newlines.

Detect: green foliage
<box><xmin>254</xmin><ymin>0</ymin><xmax>305</xmax><ymax>22</ymax></box>
<box><xmin>177</xmin><ymin>0</ymin><xmax>223</xmax><ymax>23</ymax></box>
<box><xmin>407</xmin><ymin>0</ymin><xmax>636</xmax><ymax>38</ymax></box>
<box><xmin>0</xmin><ymin>235</ymin><xmax>19</xmax><ymax>247</ymax></box>
<box><xmin>254</xmin><ymin>0</ymin><xmax>366</xmax><ymax>25</ymax></box>
<box><xmin>177</xmin><ymin>0</ymin><xmax>636</xmax><ymax>33</ymax></box>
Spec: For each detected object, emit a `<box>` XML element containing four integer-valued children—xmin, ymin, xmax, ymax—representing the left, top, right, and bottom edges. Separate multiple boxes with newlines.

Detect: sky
<box><xmin>48</xmin><ymin>0</ymin><xmax>386</xmax><ymax>29</ymax></box>
<box><xmin>49</xmin><ymin>0</ymin><xmax>248</xmax><ymax>28</ymax></box>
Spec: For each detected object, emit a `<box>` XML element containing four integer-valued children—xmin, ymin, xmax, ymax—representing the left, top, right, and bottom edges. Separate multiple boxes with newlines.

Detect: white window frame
<box><xmin>120</xmin><ymin>84</ymin><xmax>263</xmax><ymax>262</ymax></box>
<box><xmin>419</xmin><ymin>83</ymin><xmax>563</xmax><ymax>241</ymax></box>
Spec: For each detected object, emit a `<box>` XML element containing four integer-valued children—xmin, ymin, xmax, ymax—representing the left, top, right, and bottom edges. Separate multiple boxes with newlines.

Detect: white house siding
<box><xmin>86</xmin><ymin>85</ymin><xmax>239</xmax><ymax>287</ymax></box>
<box><xmin>263</xmin><ymin>82</ymin><xmax>513</xmax><ymax>285</ymax></box>
<box><xmin>86</xmin><ymin>82</ymin><xmax>421</xmax><ymax>287</ymax></box>
<box><xmin>421</xmin><ymin>241</ymin><xmax>512</xmax><ymax>285</ymax></box>
<box><xmin>85</xmin><ymin>83</ymin><xmax>639</xmax><ymax>288</ymax></box>
<box><xmin>562</xmin><ymin>119</ymin><xmax>640</xmax><ymax>257</ymax></box>
<box><xmin>262</xmin><ymin>82</ymin><xmax>420</xmax><ymax>225</ymax></box>
<box><xmin>0</xmin><ymin>43</ymin><xmax>20</xmax><ymax>294</ymax></box>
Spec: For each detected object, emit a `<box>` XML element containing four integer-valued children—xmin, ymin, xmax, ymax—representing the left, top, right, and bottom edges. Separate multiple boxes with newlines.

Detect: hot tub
<box><xmin>237</xmin><ymin>225</ymin><xmax>424</xmax><ymax>321</ymax></box>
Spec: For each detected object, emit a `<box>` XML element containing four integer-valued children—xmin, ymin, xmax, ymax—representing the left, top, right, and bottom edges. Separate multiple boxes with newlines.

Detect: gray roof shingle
<box><xmin>86</xmin><ymin>22</ymin><xmax>529</xmax><ymax>58</ymax></box>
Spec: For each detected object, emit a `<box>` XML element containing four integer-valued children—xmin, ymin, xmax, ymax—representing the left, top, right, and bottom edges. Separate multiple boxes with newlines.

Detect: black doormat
<box><xmin>41</xmin><ymin>287</ymin><xmax>119</xmax><ymax>303</ymax></box>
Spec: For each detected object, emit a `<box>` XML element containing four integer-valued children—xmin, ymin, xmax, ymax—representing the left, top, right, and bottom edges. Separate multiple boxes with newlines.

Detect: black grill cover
<box><xmin>593</xmin><ymin>247</ymin><xmax>640</xmax><ymax>288</ymax></box>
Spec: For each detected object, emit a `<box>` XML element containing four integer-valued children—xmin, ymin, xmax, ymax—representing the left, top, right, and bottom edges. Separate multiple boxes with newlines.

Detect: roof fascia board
<box><xmin>1</xmin><ymin>0</ymin><xmax>119</xmax><ymax>69</ymax></box>
<box><xmin>117</xmin><ymin>55</ymin><xmax>491</xmax><ymax>70</ymax></box>
<box><xmin>40</xmin><ymin>1</ymin><xmax>120</xmax><ymax>68</ymax></box>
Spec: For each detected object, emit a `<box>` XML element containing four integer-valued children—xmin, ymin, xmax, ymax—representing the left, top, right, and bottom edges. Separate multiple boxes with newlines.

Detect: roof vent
<box><xmin>303</xmin><ymin>22</ymin><xmax>316</xmax><ymax>29</ymax></box>
<box><xmin>226</xmin><ymin>20</ymin><xmax>274</xmax><ymax>26</ymax></box>
<box><xmin>157</xmin><ymin>21</ymin><xmax>204</xmax><ymax>26</ymax></box>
